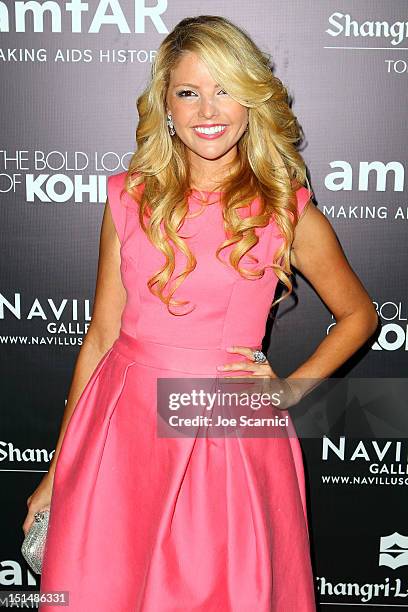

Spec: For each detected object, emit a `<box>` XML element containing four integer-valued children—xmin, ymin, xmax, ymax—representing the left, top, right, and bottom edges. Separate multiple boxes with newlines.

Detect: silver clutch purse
<box><xmin>21</xmin><ymin>509</ymin><xmax>50</xmax><ymax>574</ymax></box>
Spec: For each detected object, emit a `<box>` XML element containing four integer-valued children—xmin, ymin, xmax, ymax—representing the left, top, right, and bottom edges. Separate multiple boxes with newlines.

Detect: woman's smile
<box><xmin>192</xmin><ymin>125</ymin><xmax>228</xmax><ymax>139</ymax></box>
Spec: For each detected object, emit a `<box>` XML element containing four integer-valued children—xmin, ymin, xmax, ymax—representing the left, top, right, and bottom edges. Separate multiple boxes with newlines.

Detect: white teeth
<box><xmin>194</xmin><ymin>125</ymin><xmax>226</xmax><ymax>135</ymax></box>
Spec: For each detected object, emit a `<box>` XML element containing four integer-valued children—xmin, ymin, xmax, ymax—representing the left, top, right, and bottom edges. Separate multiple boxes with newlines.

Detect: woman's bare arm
<box><xmin>47</xmin><ymin>197</ymin><xmax>126</xmax><ymax>480</ymax></box>
<box><xmin>23</xmin><ymin>197</ymin><xmax>127</xmax><ymax>532</ymax></box>
<box><xmin>285</xmin><ymin>200</ymin><xmax>379</xmax><ymax>400</ymax></box>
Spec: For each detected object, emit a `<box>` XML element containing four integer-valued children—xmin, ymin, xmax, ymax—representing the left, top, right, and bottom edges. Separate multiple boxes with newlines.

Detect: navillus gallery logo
<box><xmin>0</xmin><ymin>0</ymin><xmax>169</xmax><ymax>33</ymax></box>
<box><xmin>320</xmin><ymin>436</ymin><xmax>408</xmax><ymax>487</ymax></box>
<box><xmin>0</xmin><ymin>292</ymin><xmax>92</xmax><ymax>344</ymax></box>
<box><xmin>379</xmin><ymin>533</ymin><xmax>408</xmax><ymax>570</ymax></box>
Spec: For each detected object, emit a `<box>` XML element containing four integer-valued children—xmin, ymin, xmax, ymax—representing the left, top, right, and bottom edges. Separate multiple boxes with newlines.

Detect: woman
<box><xmin>24</xmin><ymin>15</ymin><xmax>378</xmax><ymax>612</ymax></box>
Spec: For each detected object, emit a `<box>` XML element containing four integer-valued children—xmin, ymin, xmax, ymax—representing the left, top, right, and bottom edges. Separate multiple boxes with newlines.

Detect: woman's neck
<box><xmin>188</xmin><ymin>149</ymin><xmax>237</xmax><ymax>193</ymax></box>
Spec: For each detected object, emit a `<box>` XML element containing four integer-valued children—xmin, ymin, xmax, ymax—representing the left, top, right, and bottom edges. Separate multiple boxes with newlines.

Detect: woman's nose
<box><xmin>198</xmin><ymin>96</ymin><xmax>219</xmax><ymax>118</ymax></box>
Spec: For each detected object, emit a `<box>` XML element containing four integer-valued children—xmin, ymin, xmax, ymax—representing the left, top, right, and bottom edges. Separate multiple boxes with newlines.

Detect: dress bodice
<box><xmin>107</xmin><ymin>171</ymin><xmax>311</xmax><ymax>350</ymax></box>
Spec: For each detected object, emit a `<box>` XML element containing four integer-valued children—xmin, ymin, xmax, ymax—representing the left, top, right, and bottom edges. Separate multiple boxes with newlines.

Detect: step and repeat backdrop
<box><xmin>1</xmin><ymin>1</ymin><xmax>407</xmax><ymax>609</ymax></box>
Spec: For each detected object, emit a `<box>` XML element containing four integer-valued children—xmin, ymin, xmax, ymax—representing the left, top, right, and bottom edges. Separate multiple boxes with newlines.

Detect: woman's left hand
<box><xmin>217</xmin><ymin>345</ymin><xmax>278</xmax><ymax>378</ymax></box>
<box><xmin>216</xmin><ymin>346</ymin><xmax>300</xmax><ymax>411</ymax></box>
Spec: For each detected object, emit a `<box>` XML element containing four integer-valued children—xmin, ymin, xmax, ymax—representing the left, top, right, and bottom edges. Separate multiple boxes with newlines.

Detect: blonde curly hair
<box><xmin>122</xmin><ymin>15</ymin><xmax>312</xmax><ymax>315</ymax></box>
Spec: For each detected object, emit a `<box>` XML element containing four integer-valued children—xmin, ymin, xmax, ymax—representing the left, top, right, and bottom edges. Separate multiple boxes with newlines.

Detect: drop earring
<box><xmin>167</xmin><ymin>113</ymin><xmax>176</xmax><ymax>136</ymax></box>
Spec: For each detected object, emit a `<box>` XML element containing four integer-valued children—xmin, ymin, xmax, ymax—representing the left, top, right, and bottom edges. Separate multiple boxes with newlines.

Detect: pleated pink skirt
<box><xmin>39</xmin><ymin>330</ymin><xmax>316</xmax><ymax>611</ymax></box>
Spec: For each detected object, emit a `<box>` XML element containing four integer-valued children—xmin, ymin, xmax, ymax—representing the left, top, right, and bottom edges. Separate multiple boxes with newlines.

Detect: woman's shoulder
<box><xmin>250</xmin><ymin>182</ymin><xmax>313</xmax><ymax>220</ymax></box>
<box><xmin>107</xmin><ymin>170</ymin><xmax>145</xmax><ymax>204</ymax></box>
<box><xmin>107</xmin><ymin>169</ymin><xmax>144</xmax><ymax>189</ymax></box>
<box><xmin>291</xmin><ymin>180</ymin><xmax>314</xmax><ymax>219</ymax></box>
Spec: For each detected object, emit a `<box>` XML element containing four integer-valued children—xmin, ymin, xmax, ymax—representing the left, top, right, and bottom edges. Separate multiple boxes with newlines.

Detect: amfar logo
<box><xmin>325</xmin><ymin>161</ymin><xmax>405</xmax><ymax>192</ymax></box>
<box><xmin>0</xmin><ymin>0</ymin><xmax>169</xmax><ymax>33</ymax></box>
<box><xmin>0</xmin><ymin>559</ymin><xmax>39</xmax><ymax>586</ymax></box>
<box><xmin>379</xmin><ymin>533</ymin><xmax>408</xmax><ymax>570</ymax></box>
<box><xmin>326</xmin><ymin>12</ymin><xmax>408</xmax><ymax>47</ymax></box>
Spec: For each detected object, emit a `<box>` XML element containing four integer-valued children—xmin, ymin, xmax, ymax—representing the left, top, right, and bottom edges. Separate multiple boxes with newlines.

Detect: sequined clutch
<box><xmin>21</xmin><ymin>509</ymin><xmax>50</xmax><ymax>574</ymax></box>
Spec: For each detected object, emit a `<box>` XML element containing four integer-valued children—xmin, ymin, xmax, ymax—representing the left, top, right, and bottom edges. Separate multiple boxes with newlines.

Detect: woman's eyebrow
<box><xmin>173</xmin><ymin>82</ymin><xmax>220</xmax><ymax>88</ymax></box>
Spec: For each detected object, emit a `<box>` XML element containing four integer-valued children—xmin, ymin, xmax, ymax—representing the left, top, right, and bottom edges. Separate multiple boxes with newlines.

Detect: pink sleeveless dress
<box><xmin>39</xmin><ymin>171</ymin><xmax>316</xmax><ymax>611</ymax></box>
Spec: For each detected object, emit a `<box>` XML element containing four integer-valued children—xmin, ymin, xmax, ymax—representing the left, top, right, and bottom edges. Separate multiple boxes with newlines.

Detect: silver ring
<box><xmin>252</xmin><ymin>349</ymin><xmax>267</xmax><ymax>364</ymax></box>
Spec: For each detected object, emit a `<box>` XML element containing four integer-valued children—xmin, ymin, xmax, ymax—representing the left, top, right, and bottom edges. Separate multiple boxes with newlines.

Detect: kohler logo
<box><xmin>0</xmin><ymin>0</ymin><xmax>169</xmax><ymax>33</ymax></box>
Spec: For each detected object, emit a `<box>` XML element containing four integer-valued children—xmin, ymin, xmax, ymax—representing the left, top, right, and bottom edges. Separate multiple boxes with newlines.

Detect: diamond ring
<box><xmin>252</xmin><ymin>349</ymin><xmax>267</xmax><ymax>364</ymax></box>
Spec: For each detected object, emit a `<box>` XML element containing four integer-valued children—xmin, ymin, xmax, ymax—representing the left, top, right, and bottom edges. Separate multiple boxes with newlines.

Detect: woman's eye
<box><xmin>176</xmin><ymin>90</ymin><xmax>197</xmax><ymax>97</ymax></box>
<box><xmin>175</xmin><ymin>89</ymin><xmax>229</xmax><ymax>98</ymax></box>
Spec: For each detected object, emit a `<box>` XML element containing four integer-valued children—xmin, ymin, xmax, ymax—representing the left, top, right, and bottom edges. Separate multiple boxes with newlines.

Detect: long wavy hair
<box><xmin>122</xmin><ymin>15</ymin><xmax>312</xmax><ymax>316</ymax></box>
